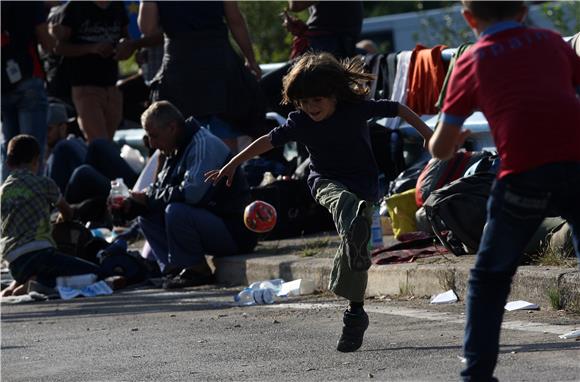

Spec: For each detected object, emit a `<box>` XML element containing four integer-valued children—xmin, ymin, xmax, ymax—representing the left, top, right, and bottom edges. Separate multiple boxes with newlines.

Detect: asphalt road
<box><xmin>1</xmin><ymin>285</ymin><xmax>579</xmax><ymax>381</ymax></box>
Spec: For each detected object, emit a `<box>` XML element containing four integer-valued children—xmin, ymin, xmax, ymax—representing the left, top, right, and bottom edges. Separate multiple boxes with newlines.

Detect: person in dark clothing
<box><xmin>261</xmin><ymin>1</ymin><xmax>364</xmax><ymax>118</ymax></box>
<box><xmin>121</xmin><ymin>101</ymin><xmax>257</xmax><ymax>289</ymax></box>
<box><xmin>1</xmin><ymin>1</ymin><xmax>54</xmax><ymax>181</ymax></box>
<box><xmin>284</xmin><ymin>1</ymin><xmax>363</xmax><ymax>60</ymax></box>
<box><xmin>51</xmin><ymin>1</ymin><xmax>129</xmax><ymax>142</ymax></box>
<box><xmin>206</xmin><ymin>52</ymin><xmax>432</xmax><ymax>353</ymax></box>
<box><xmin>138</xmin><ymin>1</ymin><xmax>265</xmax><ymax>152</ymax></box>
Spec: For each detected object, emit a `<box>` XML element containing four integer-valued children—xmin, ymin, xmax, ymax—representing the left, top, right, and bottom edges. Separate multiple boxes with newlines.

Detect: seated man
<box><xmin>122</xmin><ymin>101</ymin><xmax>257</xmax><ymax>289</ymax></box>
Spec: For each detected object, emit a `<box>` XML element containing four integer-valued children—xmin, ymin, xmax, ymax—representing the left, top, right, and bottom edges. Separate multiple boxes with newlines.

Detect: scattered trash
<box><xmin>457</xmin><ymin>356</ymin><xmax>467</xmax><ymax>364</ymax></box>
<box><xmin>504</xmin><ymin>300</ymin><xmax>539</xmax><ymax>311</ymax></box>
<box><xmin>0</xmin><ymin>291</ymin><xmax>48</xmax><ymax>304</ymax></box>
<box><xmin>559</xmin><ymin>329</ymin><xmax>580</xmax><ymax>339</ymax></box>
<box><xmin>430</xmin><ymin>290</ymin><xmax>458</xmax><ymax>304</ymax></box>
<box><xmin>57</xmin><ymin>281</ymin><xmax>113</xmax><ymax>300</ymax></box>
<box><xmin>56</xmin><ymin>273</ymin><xmax>98</xmax><ymax>289</ymax></box>
<box><xmin>234</xmin><ymin>278</ymin><xmax>315</xmax><ymax>306</ymax></box>
<box><xmin>277</xmin><ymin>279</ymin><xmax>314</xmax><ymax>297</ymax></box>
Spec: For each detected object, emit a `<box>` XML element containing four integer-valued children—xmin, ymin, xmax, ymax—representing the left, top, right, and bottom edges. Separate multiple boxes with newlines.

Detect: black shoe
<box><xmin>336</xmin><ymin>308</ymin><xmax>369</xmax><ymax>352</ymax></box>
<box><xmin>346</xmin><ymin>213</ymin><xmax>371</xmax><ymax>271</ymax></box>
<box><xmin>162</xmin><ymin>268</ymin><xmax>215</xmax><ymax>290</ymax></box>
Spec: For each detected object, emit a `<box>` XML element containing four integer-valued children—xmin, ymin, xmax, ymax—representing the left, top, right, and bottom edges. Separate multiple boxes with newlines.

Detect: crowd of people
<box><xmin>1</xmin><ymin>1</ymin><xmax>579</xmax><ymax>381</ymax></box>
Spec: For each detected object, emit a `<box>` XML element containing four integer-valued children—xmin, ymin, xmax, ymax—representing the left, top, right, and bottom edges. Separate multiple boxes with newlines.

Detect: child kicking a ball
<box><xmin>206</xmin><ymin>52</ymin><xmax>432</xmax><ymax>352</ymax></box>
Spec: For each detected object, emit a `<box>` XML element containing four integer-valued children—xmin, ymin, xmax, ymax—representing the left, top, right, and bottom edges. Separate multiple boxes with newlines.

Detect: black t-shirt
<box><xmin>307</xmin><ymin>1</ymin><xmax>363</xmax><ymax>38</ymax></box>
<box><xmin>61</xmin><ymin>1</ymin><xmax>128</xmax><ymax>87</ymax></box>
<box><xmin>1</xmin><ymin>1</ymin><xmax>46</xmax><ymax>93</ymax></box>
<box><xmin>269</xmin><ymin>99</ymin><xmax>399</xmax><ymax>202</ymax></box>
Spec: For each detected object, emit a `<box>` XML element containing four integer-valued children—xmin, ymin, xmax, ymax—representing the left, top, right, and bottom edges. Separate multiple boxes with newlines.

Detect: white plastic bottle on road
<box><xmin>234</xmin><ymin>288</ymin><xmax>256</xmax><ymax>306</ymax></box>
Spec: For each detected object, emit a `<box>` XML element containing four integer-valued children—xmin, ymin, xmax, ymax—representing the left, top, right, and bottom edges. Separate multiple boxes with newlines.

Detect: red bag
<box><xmin>415</xmin><ymin>151</ymin><xmax>488</xmax><ymax>207</ymax></box>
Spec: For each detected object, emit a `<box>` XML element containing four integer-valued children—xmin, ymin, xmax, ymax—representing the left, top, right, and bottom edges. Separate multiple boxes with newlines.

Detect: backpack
<box><xmin>423</xmin><ymin>172</ymin><xmax>495</xmax><ymax>256</ymax></box>
<box><xmin>415</xmin><ymin>150</ymin><xmax>493</xmax><ymax>208</ymax></box>
<box><xmin>51</xmin><ymin>221</ymin><xmax>107</xmax><ymax>264</ymax></box>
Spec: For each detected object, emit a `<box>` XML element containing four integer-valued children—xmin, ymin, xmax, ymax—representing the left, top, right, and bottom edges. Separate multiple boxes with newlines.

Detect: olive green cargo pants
<box><xmin>314</xmin><ymin>179</ymin><xmax>373</xmax><ymax>302</ymax></box>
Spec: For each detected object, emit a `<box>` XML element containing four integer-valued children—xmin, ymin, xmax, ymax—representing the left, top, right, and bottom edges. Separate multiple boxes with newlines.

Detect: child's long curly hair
<box><xmin>281</xmin><ymin>52</ymin><xmax>376</xmax><ymax>106</ymax></box>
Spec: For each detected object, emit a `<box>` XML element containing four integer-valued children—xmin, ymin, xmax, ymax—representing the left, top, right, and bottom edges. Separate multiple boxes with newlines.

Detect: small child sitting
<box><xmin>0</xmin><ymin>134</ymin><xmax>101</xmax><ymax>297</ymax></box>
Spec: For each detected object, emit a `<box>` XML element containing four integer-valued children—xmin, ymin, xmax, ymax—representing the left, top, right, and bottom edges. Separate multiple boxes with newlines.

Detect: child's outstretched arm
<box><xmin>204</xmin><ymin>134</ymin><xmax>274</xmax><ymax>187</ymax></box>
<box><xmin>397</xmin><ymin>104</ymin><xmax>434</xmax><ymax>145</ymax></box>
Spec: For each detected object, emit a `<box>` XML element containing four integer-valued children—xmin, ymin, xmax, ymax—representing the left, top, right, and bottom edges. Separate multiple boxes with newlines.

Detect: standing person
<box><xmin>51</xmin><ymin>1</ymin><xmax>129</xmax><ymax>142</ymax></box>
<box><xmin>1</xmin><ymin>1</ymin><xmax>54</xmax><ymax>181</ymax></box>
<box><xmin>138</xmin><ymin>1</ymin><xmax>265</xmax><ymax>152</ymax></box>
<box><xmin>284</xmin><ymin>1</ymin><xmax>363</xmax><ymax>60</ymax></box>
<box><xmin>206</xmin><ymin>52</ymin><xmax>433</xmax><ymax>352</ymax></box>
<box><xmin>119</xmin><ymin>101</ymin><xmax>257</xmax><ymax>289</ymax></box>
<box><xmin>429</xmin><ymin>1</ymin><xmax>580</xmax><ymax>380</ymax></box>
<box><xmin>261</xmin><ymin>1</ymin><xmax>363</xmax><ymax>118</ymax></box>
<box><xmin>0</xmin><ymin>135</ymin><xmax>101</xmax><ymax>297</ymax></box>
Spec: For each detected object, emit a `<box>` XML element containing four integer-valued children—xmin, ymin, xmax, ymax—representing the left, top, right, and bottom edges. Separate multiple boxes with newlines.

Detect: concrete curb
<box><xmin>213</xmin><ymin>253</ymin><xmax>580</xmax><ymax>310</ymax></box>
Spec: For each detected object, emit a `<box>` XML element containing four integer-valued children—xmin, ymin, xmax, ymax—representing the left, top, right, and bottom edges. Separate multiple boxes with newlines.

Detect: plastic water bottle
<box><xmin>258</xmin><ymin>278</ymin><xmax>284</xmax><ymax>293</ymax></box>
<box><xmin>234</xmin><ymin>287</ymin><xmax>276</xmax><ymax>305</ymax></box>
<box><xmin>109</xmin><ymin>178</ymin><xmax>130</xmax><ymax>226</ymax></box>
<box><xmin>234</xmin><ymin>287</ymin><xmax>256</xmax><ymax>306</ymax></box>
<box><xmin>370</xmin><ymin>207</ymin><xmax>383</xmax><ymax>249</ymax></box>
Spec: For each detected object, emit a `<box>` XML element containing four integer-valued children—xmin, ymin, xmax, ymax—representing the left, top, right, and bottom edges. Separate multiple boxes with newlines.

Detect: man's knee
<box><xmin>165</xmin><ymin>203</ymin><xmax>190</xmax><ymax>224</ymax></box>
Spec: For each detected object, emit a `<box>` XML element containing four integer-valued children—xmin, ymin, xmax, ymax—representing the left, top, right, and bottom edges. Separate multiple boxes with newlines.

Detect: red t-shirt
<box><xmin>442</xmin><ymin>23</ymin><xmax>580</xmax><ymax>178</ymax></box>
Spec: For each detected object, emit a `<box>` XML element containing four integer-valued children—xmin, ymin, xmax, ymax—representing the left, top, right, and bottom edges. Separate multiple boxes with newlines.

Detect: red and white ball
<box><xmin>244</xmin><ymin>200</ymin><xmax>277</xmax><ymax>233</ymax></box>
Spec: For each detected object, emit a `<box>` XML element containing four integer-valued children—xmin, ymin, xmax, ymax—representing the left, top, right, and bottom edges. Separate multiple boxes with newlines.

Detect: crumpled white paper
<box><xmin>57</xmin><ymin>281</ymin><xmax>113</xmax><ymax>300</ymax></box>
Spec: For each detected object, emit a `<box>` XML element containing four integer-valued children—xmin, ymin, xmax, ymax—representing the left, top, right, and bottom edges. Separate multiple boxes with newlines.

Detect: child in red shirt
<box><xmin>429</xmin><ymin>1</ymin><xmax>580</xmax><ymax>381</ymax></box>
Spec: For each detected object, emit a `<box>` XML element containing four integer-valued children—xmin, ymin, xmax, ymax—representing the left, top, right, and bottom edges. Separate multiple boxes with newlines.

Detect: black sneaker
<box><xmin>346</xmin><ymin>214</ymin><xmax>371</xmax><ymax>271</ymax></box>
<box><xmin>162</xmin><ymin>268</ymin><xmax>215</xmax><ymax>290</ymax></box>
<box><xmin>336</xmin><ymin>308</ymin><xmax>369</xmax><ymax>352</ymax></box>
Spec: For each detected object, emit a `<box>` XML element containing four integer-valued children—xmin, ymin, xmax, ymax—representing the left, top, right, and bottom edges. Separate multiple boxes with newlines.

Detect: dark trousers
<box><xmin>461</xmin><ymin>162</ymin><xmax>580</xmax><ymax>381</ymax></box>
<box><xmin>9</xmin><ymin>247</ymin><xmax>102</xmax><ymax>288</ymax></box>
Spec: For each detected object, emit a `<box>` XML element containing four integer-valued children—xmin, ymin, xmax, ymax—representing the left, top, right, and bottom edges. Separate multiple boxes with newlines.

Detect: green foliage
<box><xmin>540</xmin><ymin>1</ymin><xmax>580</xmax><ymax>36</ymax></box>
<box><xmin>239</xmin><ymin>1</ymin><xmax>292</xmax><ymax>63</ymax></box>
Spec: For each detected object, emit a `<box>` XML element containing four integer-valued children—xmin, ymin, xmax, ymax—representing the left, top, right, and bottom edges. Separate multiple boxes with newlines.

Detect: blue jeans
<box><xmin>461</xmin><ymin>162</ymin><xmax>580</xmax><ymax>381</ymax></box>
<box><xmin>138</xmin><ymin>203</ymin><xmax>237</xmax><ymax>273</ymax></box>
<box><xmin>1</xmin><ymin>77</ymin><xmax>48</xmax><ymax>180</ymax></box>
<box><xmin>46</xmin><ymin>138</ymin><xmax>87</xmax><ymax>193</ymax></box>
<box><xmin>9</xmin><ymin>247</ymin><xmax>101</xmax><ymax>288</ymax></box>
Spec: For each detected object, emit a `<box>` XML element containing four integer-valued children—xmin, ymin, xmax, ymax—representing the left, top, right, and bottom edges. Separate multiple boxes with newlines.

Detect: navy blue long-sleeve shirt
<box><xmin>269</xmin><ymin>99</ymin><xmax>399</xmax><ymax>202</ymax></box>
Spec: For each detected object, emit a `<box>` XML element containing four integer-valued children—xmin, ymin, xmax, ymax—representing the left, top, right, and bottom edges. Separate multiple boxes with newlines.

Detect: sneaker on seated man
<box><xmin>118</xmin><ymin>101</ymin><xmax>258</xmax><ymax>289</ymax></box>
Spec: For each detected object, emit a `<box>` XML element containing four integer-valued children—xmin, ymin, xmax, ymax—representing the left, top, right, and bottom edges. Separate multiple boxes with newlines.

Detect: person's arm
<box><xmin>287</xmin><ymin>1</ymin><xmax>317</xmax><ymax>12</ymax></box>
<box><xmin>55</xmin><ymin>196</ymin><xmax>73</xmax><ymax>222</ymax></box>
<box><xmin>35</xmin><ymin>22</ymin><xmax>56</xmax><ymax>54</ymax></box>
<box><xmin>205</xmin><ymin>135</ymin><xmax>274</xmax><ymax>186</ymax></box>
<box><xmin>138</xmin><ymin>1</ymin><xmax>161</xmax><ymax>36</ymax></box>
<box><xmin>224</xmin><ymin>1</ymin><xmax>261</xmax><ymax>79</ymax></box>
<box><xmin>114</xmin><ymin>33</ymin><xmax>163</xmax><ymax>61</ymax></box>
<box><xmin>429</xmin><ymin>121</ymin><xmax>472</xmax><ymax>160</ymax></box>
<box><xmin>397</xmin><ymin>104</ymin><xmax>434</xmax><ymax>145</ymax></box>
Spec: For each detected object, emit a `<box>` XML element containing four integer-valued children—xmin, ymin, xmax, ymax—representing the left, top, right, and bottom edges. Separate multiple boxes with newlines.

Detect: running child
<box><xmin>205</xmin><ymin>52</ymin><xmax>432</xmax><ymax>352</ymax></box>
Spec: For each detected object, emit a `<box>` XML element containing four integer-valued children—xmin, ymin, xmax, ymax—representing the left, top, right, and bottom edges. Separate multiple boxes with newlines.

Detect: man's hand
<box><xmin>282</xmin><ymin>11</ymin><xmax>307</xmax><ymax>35</ymax></box>
<box><xmin>129</xmin><ymin>191</ymin><xmax>148</xmax><ymax>206</ymax></box>
<box><xmin>91</xmin><ymin>42</ymin><xmax>115</xmax><ymax>58</ymax></box>
<box><xmin>114</xmin><ymin>38</ymin><xmax>136</xmax><ymax>61</ymax></box>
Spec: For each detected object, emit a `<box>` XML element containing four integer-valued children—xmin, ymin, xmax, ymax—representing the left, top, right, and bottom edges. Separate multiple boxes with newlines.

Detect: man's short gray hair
<box><xmin>141</xmin><ymin>100</ymin><xmax>185</xmax><ymax>129</ymax></box>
